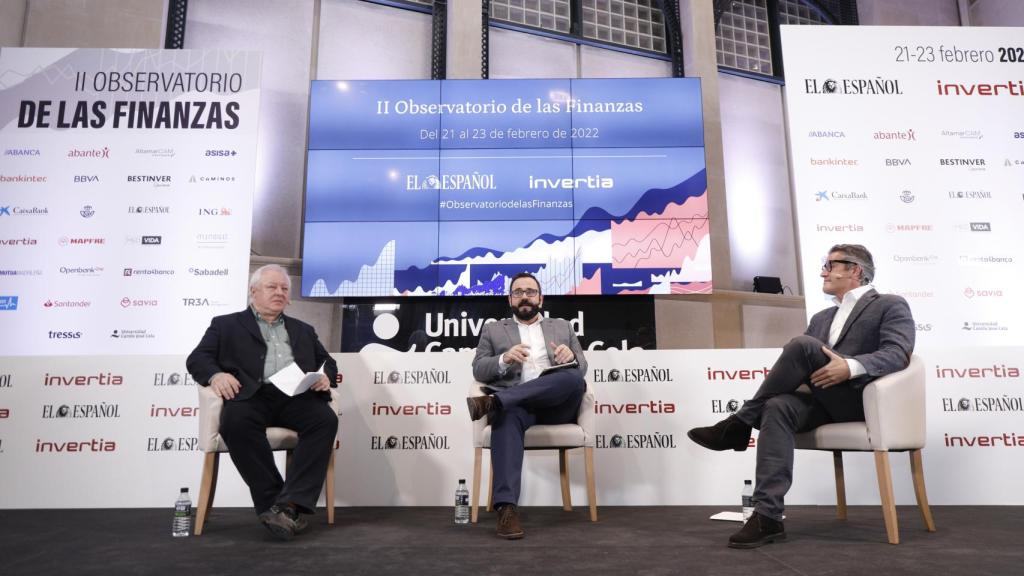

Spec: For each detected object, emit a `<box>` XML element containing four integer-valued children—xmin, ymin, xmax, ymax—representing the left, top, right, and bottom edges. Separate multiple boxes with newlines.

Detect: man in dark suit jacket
<box><xmin>187</xmin><ymin>264</ymin><xmax>338</xmax><ymax>541</ymax></box>
<box><xmin>688</xmin><ymin>244</ymin><xmax>914</xmax><ymax>549</ymax></box>
<box><xmin>468</xmin><ymin>272</ymin><xmax>587</xmax><ymax>539</ymax></box>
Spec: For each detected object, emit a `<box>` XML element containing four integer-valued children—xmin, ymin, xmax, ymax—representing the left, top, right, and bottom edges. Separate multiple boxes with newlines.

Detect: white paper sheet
<box><xmin>268</xmin><ymin>362</ymin><xmax>325</xmax><ymax>396</ymax></box>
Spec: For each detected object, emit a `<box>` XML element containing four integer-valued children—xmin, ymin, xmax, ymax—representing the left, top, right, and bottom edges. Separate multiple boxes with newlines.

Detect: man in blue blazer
<box><xmin>688</xmin><ymin>244</ymin><xmax>915</xmax><ymax>548</ymax></box>
<box><xmin>187</xmin><ymin>264</ymin><xmax>338</xmax><ymax>541</ymax></box>
<box><xmin>468</xmin><ymin>272</ymin><xmax>588</xmax><ymax>539</ymax></box>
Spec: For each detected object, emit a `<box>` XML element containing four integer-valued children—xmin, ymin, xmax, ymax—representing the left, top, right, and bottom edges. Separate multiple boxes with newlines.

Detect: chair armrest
<box><xmin>469</xmin><ymin>382</ymin><xmax>488</xmax><ymax>446</ymax></box>
<box><xmin>863</xmin><ymin>354</ymin><xmax>926</xmax><ymax>451</ymax></box>
<box><xmin>577</xmin><ymin>380</ymin><xmax>596</xmax><ymax>447</ymax></box>
<box><xmin>197</xmin><ymin>385</ymin><xmax>223</xmax><ymax>453</ymax></box>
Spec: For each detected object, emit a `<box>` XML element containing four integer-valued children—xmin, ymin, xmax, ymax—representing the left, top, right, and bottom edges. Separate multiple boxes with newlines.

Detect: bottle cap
<box><xmin>459</xmin><ymin>478</ymin><xmax>465</xmax><ymax>483</ymax></box>
<box><xmin>744</xmin><ymin>480</ymin><xmax>752</xmax><ymax>485</ymax></box>
<box><xmin>180</xmin><ymin>487</ymin><xmax>189</xmax><ymax>492</ymax></box>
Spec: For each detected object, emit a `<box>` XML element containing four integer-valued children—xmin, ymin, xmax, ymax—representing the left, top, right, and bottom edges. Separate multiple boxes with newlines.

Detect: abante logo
<box><xmin>371</xmin><ymin>402</ymin><xmax>452</xmax><ymax>416</ymax></box>
<box><xmin>804</xmin><ymin>77</ymin><xmax>903</xmax><ymax>95</ymax></box>
<box><xmin>594</xmin><ymin>400</ymin><xmax>675</xmax><ymax>414</ymax></box>
<box><xmin>370</xmin><ymin>434</ymin><xmax>450</xmax><ymax>450</ymax></box>
<box><xmin>67</xmin><ymin>147</ymin><xmax>110</xmax><ymax>159</ymax></box>
<box><xmin>36</xmin><ymin>438</ymin><xmax>116</xmax><ymax>452</ymax></box>
<box><xmin>150</xmin><ymin>404</ymin><xmax>199</xmax><ymax>418</ymax></box>
<box><xmin>934</xmin><ymin>364</ymin><xmax>1020</xmax><ymax>379</ymax></box>
<box><xmin>873</xmin><ymin>129</ymin><xmax>916</xmax><ymax>141</ymax></box>
<box><xmin>43</xmin><ymin>372</ymin><xmax>123</xmax><ymax>386</ymax></box>
<box><xmin>936</xmin><ymin>79</ymin><xmax>1024</xmax><ymax>97</ymax></box>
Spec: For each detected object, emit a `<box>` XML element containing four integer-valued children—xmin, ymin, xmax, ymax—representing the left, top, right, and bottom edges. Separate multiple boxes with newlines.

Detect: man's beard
<box><xmin>511</xmin><ymin>301</ymin><xmax>540</xmax><ymax>321</ymax></box>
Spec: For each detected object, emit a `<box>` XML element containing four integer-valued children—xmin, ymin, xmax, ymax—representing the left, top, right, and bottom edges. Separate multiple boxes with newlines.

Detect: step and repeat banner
<box><xmin>0</xmin><ymin>348</ymin><xmax>1020</xmax><ymax>508</ymax></box>
<box><xmin>0</xmin><ymin>48</ymin><xmax>261</xmax><ymax>354</ymax></box>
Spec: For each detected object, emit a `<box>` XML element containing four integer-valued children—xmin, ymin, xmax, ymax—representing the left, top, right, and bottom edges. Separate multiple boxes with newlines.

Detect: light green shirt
<box><xmin>251</xmin><ymin>306</ymin><xmax>294</xmax><ymax>382</ymax></box>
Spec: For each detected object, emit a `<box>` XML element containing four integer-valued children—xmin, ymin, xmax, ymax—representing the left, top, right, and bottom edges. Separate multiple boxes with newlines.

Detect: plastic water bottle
<box><xmin>741</xmin><ymin>480</ymin><xmax>754</xmax><ymax>521</ymax></box>
<box><xmin>454</xmin><ymin>479</ymin><xmax>470</xmax><ymax>525</ymax></box>
<box><xmin>172</xmin><ymin>487</ymin><xmax>192</xmax><ymax>537</ymax></box>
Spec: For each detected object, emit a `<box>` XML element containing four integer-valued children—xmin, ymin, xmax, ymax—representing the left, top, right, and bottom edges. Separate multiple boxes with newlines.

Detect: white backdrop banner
<box><xmin>0</xmin><ymin>48</ymin><xmax>261</xmax><ymax>354</ymax></box>
<box><xmin>0</xmin><ymin>348</ymin><xmax>1020</xmax><ymax>508</ymax></box>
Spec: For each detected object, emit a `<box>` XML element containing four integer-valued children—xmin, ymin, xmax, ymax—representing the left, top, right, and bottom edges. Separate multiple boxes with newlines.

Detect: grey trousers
<box><xmin>733</xmin><ymin>335</ymin><xmax>865</xmax><ymax>521</ymax></box>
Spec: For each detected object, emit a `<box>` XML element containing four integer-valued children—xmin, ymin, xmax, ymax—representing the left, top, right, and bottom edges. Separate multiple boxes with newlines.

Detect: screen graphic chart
<box><xmin>302</xmin><ymin>78</ymin><xmax>710</xmax><ymax>297</ymax></box>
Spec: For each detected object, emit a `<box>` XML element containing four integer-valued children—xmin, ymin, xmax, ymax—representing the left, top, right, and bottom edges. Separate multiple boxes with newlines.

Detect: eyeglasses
<box><xmin>821</xmin><ymin>259</ymin><xmax>857</xmax><ymax>272</ymax></box>
<box><xmin>510</xmin><ymin>288</ymin><xmax>540</xmax><ymax>298</ymax></box>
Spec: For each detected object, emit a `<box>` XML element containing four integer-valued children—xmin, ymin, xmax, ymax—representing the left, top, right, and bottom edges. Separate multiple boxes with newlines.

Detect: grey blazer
<box><xmin>472</xmin><ymin>316</ymin><xmax>588</xmax><ymax>388</ymax></box>
<box><xmin>805</xmin><ymin>289</ymin><xmax>915</xmax><ymax>390</ymax></box>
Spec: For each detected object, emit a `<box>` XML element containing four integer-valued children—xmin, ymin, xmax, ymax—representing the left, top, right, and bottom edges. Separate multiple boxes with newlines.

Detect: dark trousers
<box><xmin>733</xmin><ymin>335</ymin><xmax>865</xmax><ymax>521</ymax></box>
<box><xmin>219</xmin><ymin>384</ymin><xmax>338</xmax><ymax>515</ymax></box>
<box><xmin>490</xmin><ymin>369</ymin><xmax>586</xmax><ymax>506</ymax></box>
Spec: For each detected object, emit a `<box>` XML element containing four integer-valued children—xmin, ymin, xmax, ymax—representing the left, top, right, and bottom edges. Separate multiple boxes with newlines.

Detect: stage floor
<box><xmin>0</xmin><ymin>506</ymin><xmax>1017</xmax><ymax>575</ymax></box>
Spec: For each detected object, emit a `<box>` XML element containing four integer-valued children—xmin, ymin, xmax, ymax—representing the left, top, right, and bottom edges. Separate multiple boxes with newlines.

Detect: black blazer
<box><xmin>186</xmin><ymin>309</ymin><xmax>338</xmax><ymax>401</ymax></box>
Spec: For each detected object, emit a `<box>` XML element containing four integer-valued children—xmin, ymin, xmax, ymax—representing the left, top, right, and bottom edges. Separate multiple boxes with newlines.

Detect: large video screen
<box><xmin>302</xmin><ymin>78</ymin><xmax>709</xmax><ymax>297</ymax></box>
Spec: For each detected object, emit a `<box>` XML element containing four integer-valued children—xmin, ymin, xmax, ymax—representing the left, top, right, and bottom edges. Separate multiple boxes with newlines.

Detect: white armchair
<box><xmin>470</xmin><ymin>381</ymin><xmax>597</xmax><ymax>523</ymax></box>
<box><xmin>194</xmin><ymin>385</ymin><xmax>341</xmax><ymax>535</ymax></box>
<box><xmin>795</xmin><ymin>354</ymin><xmax>936</xmax><ymax>544</ymax></box>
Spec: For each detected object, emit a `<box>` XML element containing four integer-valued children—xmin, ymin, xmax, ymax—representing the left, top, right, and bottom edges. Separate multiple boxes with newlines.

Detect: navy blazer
<box><xmin>186</xmin><ymin>309</ymin><xmax>338</xmax><ymax>401</ymax></box>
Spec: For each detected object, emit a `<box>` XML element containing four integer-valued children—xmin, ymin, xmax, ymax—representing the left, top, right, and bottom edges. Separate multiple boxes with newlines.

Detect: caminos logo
<box><xmin>147</xmin><ymin>436</ymin><xmax>199</xmax><ymax>452</ymax></box>
<box><xmin>591</xmin><ymin>366</ymin><xmax>673</xmax><ymax>384</ymax></box>
<box><xmin>372</xmin><ymin>369</ymin><xmax>451</xmax><ymax>385</ymax></box>
<box><xmin>197</xmin><ymin>207</ymin><xmax>232</xmax><ymax>216</ymax></box>
<box><xmin>406</xmin><ymin>173</ymin><xmax>496</xmax><ymax>191</ymax></box>
<box><xmin>188</xmin><ymin>267</ymin><xmax>228</xmax><ymax>276</ymax></box>
<box><xmin>79</xmin><ymin>205</ymin><xmax>95</xmax><ymax>218</ymax></box>
<box><xmin>885</xmin><ymin>158</ymin><xmax>912</xmax><ymax>167</ymax></box>
<box><xmin>810</xmin><ymin>157</ymin><xmax>858</xmax><ymax>167</ymax></box>
<box><xmin>0</xmin><ymin>296</ymin><xmax>18</xmax><ymax>311</ymax></box>
<box><xmin>43</xmin><ymin>299</ymin><xmax>91</xmax><ymax>309</ymax></box>
<box><xmin>873</xmin><ymin>129</ymin><xmax>916</xmax><ymax>141</ymax></box>
<box><xmin>36</xmin><ymin>438</ymin><xmax>117</xmax><ymax>453</ymax></box>
<box><xmin>120</xmin><ymin>297</ymin><xmax>158</xmax><ymax>308</ymax></box>
<box><xmin>205</xmin><ymin>149</ymin><xmax>237</xmax><ymax>157</ymax></box>
<box><xmin>804</xmin><ymin>77</ymin><xmax>903</xmax><ymax>95</ymax></box>
<box><xmin>42</xmin><ymin>403</ymin><xmax>120</xmax><ymax>419</ymax></box>
<box><xmin>963</xmin><ymin>287</ymin><xmax>1003</xmax><ymax>299</ymax></box>
<box><xmin>128</xmin><ymin>206</ymin><xmax>171</xmax><ymax>214</ymax></box>
<box><xmin>941</xmin><ymin>129</ymin><xmax>983</xmax><ymax>139</ymax></box>
<box><xmin>807</xmin><ymin>130</ymin><xmax>845</xmax><ymax>138</ymax></box>
<box><xmin>948</xmin><ymin>189</ymin><xmax>992</xmax><ymax>200</ymax></box>
<box><xmin>73</xmin><ymin>175</ymin><xmax>99</xmax><ymax>183</ymax></box>
<box><xmin>0</xmin><ymin>206</ymin><xmax>48</xmax><ymax>216</ymax></box>
<box><xmin>815</xmin><ymin>190</ymin><xmax>867</xmax><ymax>201</ymax></box>
<box><xmin>528</xmin><ymin>174</ymin><xmax>613</xmax><ymax>190</ymax></box>
<box><xmin>47</xmin><ymin>330</ymin><xmax>82</xmax><ymax>339</ymax></box>
<box><xmin>899</xmin><ymin>190</ymin><xmax>915</xmax><ymax>203</ymax></box>
<box><xmin>4</xmin><ymin>148</ymin><xmax>40</xmax><ymax>157</ymax></box>
<box><xmin>189</xmin><ymin>174</ymin><xmax>237</xmax><ymax>183</ymax></box>
<box><xmin>936</xmin><ymin>79</ymin><xmax>1024</xmax><ymax>97</ymax></box>
<box><xmin>150</xmin><ymin>404</ymin><xmax>199</xmax><ymax>418</ymax></box>
<box><xmin>933</xmin><ymin>363</ymin><xmax>1020</xmax><ymax>379</ymax></box>
<box><xmin>370</xmin><ymin>433</ymin><xmax>450</xmax><ymax>450</ymax></box>
<box><xmin>595</xmin><ymin>431</ymin><xmax>677</xmax><ymax>449</ymax></box>
<box><xmin>942</xmin><ymin>396</ymin><xmax>1023</xmax><ymax>413</ymax></box>
<box><xmin>0</xmin><ymin>174</ymin><xmax>46</xmax><ymax>183</ymax></box>
<box><xmin>594</xmin><ymin>400</ymin><xmax>675</xmax><ymax>414</ymax></box>
<box><xmin>67</xmin><ymin>147</ymin><xmax>110</xmax><ymax>159</ymax></box>
<box><xmin>59</xmin><ymin>237</ymin><xmax>105</xmax><ymax>246</ymax></box>
<box><xmin>153</xmin><ymin>372</ymin><xmax>196</xmax><ymax>386</ymax></box>
<box><xmin>43</xmin><ymin>372</ymin><xmax>122</xmax><ymax>386</ymax></box>
<box><xmin>371</xmin><ymin>402</ymin><xmax>452</xmax><ymax>416</ymax></box>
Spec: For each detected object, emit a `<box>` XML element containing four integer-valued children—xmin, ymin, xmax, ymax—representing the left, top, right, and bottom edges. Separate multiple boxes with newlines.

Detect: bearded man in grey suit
<box><xmin>467</xmin><ymin>272</ymin><xmax>587</xmax><ymax>539</ymax></box>
<box><xmin>688</xmin><ymin>244</ymin><xmax>915</xmax><ymax>549</ymax></box>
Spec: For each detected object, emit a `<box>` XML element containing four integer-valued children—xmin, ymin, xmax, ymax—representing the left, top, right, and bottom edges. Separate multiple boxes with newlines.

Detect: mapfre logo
<box><xmin>59</xmin><ymin>237</ymin><xmax>105</xmax><ymax>246</ymax></box>
<box><xmin>594</xmin><ymin>400</ymin><xmax>676</xmax><ymax>414</ymax></box>
<box><xmin>36</xmin><ymin>438</ymin><xmax>116</xmax><ymax>452</ymax></box>
<box><xmin>886</xmin><ymin>223</ymin><xmax>933</xmax><ymax>233</ymax></box>
<box><xmin>804</xmin><ymin>77</ymin><xmax>903</xmax><ymax>95</ymax></box>
<box><xmin>371</xmin><ymin>402</ymin><xmax>452</xmax><ymax>416</ymax></box>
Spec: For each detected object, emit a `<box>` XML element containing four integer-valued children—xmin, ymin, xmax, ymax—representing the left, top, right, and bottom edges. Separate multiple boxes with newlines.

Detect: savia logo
<box><xmin>595</xmin><ymin>432</ymin><xmax>677</xmax><ymax>449</ymax></box>
<box><xmin>0</xmin><ymin>296</ymin><xmax>18</xmax><ymax>311</ymax></box>
<box><xmin>899</xmin><ymin>190</ymin><xmax>915</xmax><ymax>203</ymax></box>
<box><xmin>873</xmin><ymin>129</ymin><xmax>916</xmax><ymax>141</ymax></box>
<box><xmin>80</xmin><ymin>205</ymin><xmax>95</xmax><ymax>218</ymax></box>
<box><xmin>963</xmin><ymin>287</ymin><xmax>1003</xmax><ymax>299</ymax></box>
<box><xmin>66</xmin><ymin>147</ymin><xmax>109</xmax><ymax>159</ymax></box>
<box><xmin>120</xmin><ymin>297</ymin><xmax>158</xmax><ymax>308</ymax></box>
<box><xmin>370</xmin><ymin>434</ymin><xmax>450</xmax><ymax>450</ymax></box>
<box><xmin>804</xmin><ymin>77</ymin><xmax>903</xmax><ymax>95</ymax></box>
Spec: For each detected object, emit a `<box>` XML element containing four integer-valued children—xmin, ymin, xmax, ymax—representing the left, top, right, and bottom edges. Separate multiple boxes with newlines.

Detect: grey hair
<box><xmin>248</xmin><ymin>264</ymin><xmax>291</xmax><ymax>303</ymax></box>
<box><xmin>830</xmin><ymin>244</ymin><xmax>875</xmax><ymax>285</ymax></box>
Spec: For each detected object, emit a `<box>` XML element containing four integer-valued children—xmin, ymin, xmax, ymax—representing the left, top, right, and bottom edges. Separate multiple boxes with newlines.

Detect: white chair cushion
<box><xmin>796</xmin><ymin>422</ymin><xmax>871</xmax><ymax>451</ymax></box>
<box><xmin>480</xmin><ymin>424</ymin><xmax>587</xmax><ymax>448</ymax></box>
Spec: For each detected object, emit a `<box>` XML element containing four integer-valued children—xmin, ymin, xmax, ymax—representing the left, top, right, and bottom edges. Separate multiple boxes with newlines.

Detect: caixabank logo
<box><xmin>941</xmin><ymin>396</ymin><xmax>1023</xmax><ymax>413</ymax></box>
<box><xmin>147</xmin><ymin>436</ymin><xmax>199</xmax><ymax>452</ymax></box>
<box><xmin>42</xmin><ymin>403</ymin><xmax>121</xmax><ymax>419</ymax></box>
<box><xmin>370</xmin><ymin>433</ymin><xmax>450</xmax><ymax>450</ymax></box>
<box><xmin>591</xmin><ymin>366</ymin><xmax>674</xmax><ymax>384</ymax></box>
<box><xmin>372</xmin><ymin>369</ymin><xmax>452</xmax><ymax>385</ymax></box>
<box><xmin>595</xmin><ymin>431</ymin><xmax>677</xmax><ymax>449</ymax></box>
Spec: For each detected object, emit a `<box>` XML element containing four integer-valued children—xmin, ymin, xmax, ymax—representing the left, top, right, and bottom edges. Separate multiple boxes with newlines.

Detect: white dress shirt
<box><xmin>496</xmin><ymin>316</ymin><xmax>552</xmax><ymax>384</ymax></box>
<box><xmin>828</xmin><ymin>284</ymin><xmax>872</xmax><ymax>378</ymax></box>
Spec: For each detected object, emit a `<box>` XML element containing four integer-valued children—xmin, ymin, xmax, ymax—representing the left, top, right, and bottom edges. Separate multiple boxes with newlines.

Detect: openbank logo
<box><xmin>591</xmin><ymin>367</ymin><xmax>673</xmax><ymax>384</ymax></box>
<box><xmin>406</xmin><ymin>174</ymin><xmax>496</xmax><ymax>191</ymax></box>
<box><xmin>123</xmin><ymin>268</ymin><xmax>174</xmax><ymax>277</ymax></box>
<box><xmin>197</xmin><ymin>207</ymin><xmax>232</xmax><ymax>216</ymax></box>
<box><xmin>371</xmin><ymin>402</ymin><xmax>452</xmax><ymax>416</ymax></box>
<box><xmin>188</xmin><ymin>174</ymin><xmax>237</xmax><ymax>183</ymax></box>
<box><xmin>886</xmin><ymin>223</ymin><xmax>933</xmax><ymax>233</ymax></box>
<box><xmin>940</xmin><ymin>129</ymin><xmax>983</xmax><ymax>140</ymax></box>
<box><xmin>4</xmin><ymin>148</ymin><xmax>40</xmax><ymax>157</ymax></box>
<box><xmin>807</xmin><ymin>130</ymin><xmax>845</xmax><ymax>138</ymax></box>
<box><xmin>125</xmin><ymin>235</ymin><xmax>162</xmax><ymax>245</ymax></box>
<box><xmin>128</xmin><ymin>206</ymin><xmax>171</xmax><ymax>214</ymax></box>
<box><xmin>372</xmin><ymin>369</ymin><xmax>452</xmax><ymax>385</ymax></box>
<box><xmin>188</xmin><ymin>267</ymin><xmax>228</xmax><ymax>276</ymax></box>
<box><xmin>196</xmin><ymin>233</ymin><xmax>229</xmax><ymax>249</ymax></box>
<box><xmin>816</xmin><ymin>223</ymin><xmax>863</xmax><ymax>233</ymax></box>
<box><xmin>873</xmin><ymin>129</ymin><xmax>916</xmax><ymax>141</ymax></box>
<box><xmin>942</xmin><ymin>396</ymin><xmax>1023</xmax><ymax>413</ymax></box>
<box><xmin>962</xmin><ymin>321</ymin><xmax>1010</xmax><ymax>332</ymax></box>
<box><xmin>943</xmin><ymin>433</ymin><xmax>1024</xmax><ymax>448</ymax></box>
<box><xmin>135</xmin><ymin>147</ymin><xmax>175</xmax><ymax>158</ymax></box>
<box><xmin>963</xmin><ymin>287</ymin><xmax>1003</xmax><ymax>299</ymax></box>
<box><xmin>948</xmin><ymin>189</ymin><xmax>992</xmax><ymax>200</ymax></box>
<box><xmin>0</xmin><ymin>269</ymin><xmax>42</xmax><ymax>277</ymax></box>
<box><xmin>804</xmin><ymin>77</ymin><xmax>903</xmax><ymax>95</ymax></box>
<box><xmin>370</xmin><ymin>434</ymin><xmax>450</xmax><ymax>450</ymax></box>
<box><xmin>810</xmin><ymin>157</ymin><xmax>858</xmax><ymax>167</ymax></box>
<box><xmin>0</xmin><ymin>296</ymin><xmax>18</xmax><ymax>311</ymax></box>
<box><xmin>594</xmin><ymin>400</ymin><xmax>676</xmax><ymax>414</ymax></box>
<box><xmin>36</xmin><ymin>438</ymin><xmax>116</xmax><ymax>453</ymax></box>
<box><xmin>59</xmin><ymin>237</ymin><xmax>105</xmax><ymax>246</ymax></box>
<box><xmin>936</xmin><ymin>79</ymin><xmax>1024</xmax><ymax>97</ymax></box>
<box><xmin>59</xmin><ymin>265</ymin><xmax>103</xmax><ymax>276</ymax></box>
<box><xmin>0</xmin><ymin>174</ymin><xmax>47</xmax><ymax>183</ymax></box>
<box><xmin>815</xmin><ymin>190</ymin><xmax>867</xmax><ymax>201</ymax></box>
<box><xmin>110</xmin><ymin>328</ymin><xmax>155</xmax><ymax>340</ymax></box>
<box><xmin>0</xmin><ymin>206</ymin><xmax>48</xmax><ymax>216</ymax></box>
<box><xmin>528</xmin><ymin>175</ymin><xmax>613</xmax><ymax>190</ymax></box>
<box><xmin>42</xmin><ymin>403</ymin><xmax>120</xmax><ymax>419</ymax></box>
<box><xmin>43</xmin><ymin>299</ymin><xmax>91</xmax><ymax>309</ymax></box>
<box><xmin>959</xmin><ymin>254</ymin><xmax>1014</xmax><ymax>265</ymax></box>
<box><xmin>153</xmin><ymin>372</ymin><xmax>196</xmax><ymax>386</ymax></box>
<box><xmin>67</xmin><ymin>147</ymin><xmax>109</xmax><ymax>159</ymax></box>
<box><xmin>595</xmin><ymin>432</ymin><xmax>677</xmax><ymax>449</ymax></box>
<box><xmin>120</xmin><ymin>297</ymin><xmax>158</xmax><ymax>308</ymax></box>
<box><xmin>147</xmin><ymin>437</ymin><xmax>199</xmax><ymax>452</ymax></box>
<box><xmin>893</xmin><ymin>254</ymin><xmax>939</xmax><ymax>264</ymax></box>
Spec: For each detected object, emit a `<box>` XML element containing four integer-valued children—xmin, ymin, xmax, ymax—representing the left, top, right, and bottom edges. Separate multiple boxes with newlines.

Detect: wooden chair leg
<box><xmin>486</xmin><ymin>460</ymin><xmax>494</xmax><ymax>512</ymax></box>
<box><xmin>325</xmin><ymin>450</ymin><xmax>336</xmax><ymax>525</ymax></box>
<box><xmin>195</xmin><ymin>452</ymin><xmax>218</xmax><ymax>536</ymax></box>
<box><xmin>559</xmin><ymin>449</ymin><xmax>573</xmax><ymax>511</ymax></box>
<box><xmin>471</xmin><ymin>447</ymin><xmax>482</xmax><ymax>523</ymax></box>
<box><xmin>910</xmin><ymin>450</ymin><xmax>936</xmax><ymax>532</ymax></box>
<box><xmin>874</xmin><ymin>451</ymin><xmax>899</xmax><ymax>544</ymax></box>
<box><xmin>584</xmin><ymin>446</ymin><xmax>597</xmax><ymax>522</ymax></box>
<box><xmin>833</xmin><ymin>451</ymin><xmax>848</xmax><ymax>520</ymax></box>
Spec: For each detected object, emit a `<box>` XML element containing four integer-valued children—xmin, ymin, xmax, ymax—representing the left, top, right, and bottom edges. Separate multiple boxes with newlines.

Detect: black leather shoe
<box><xmin>466</xmin><ymin>395</ymin><xmax>495</xmax><ymax>422</ymax></box>
<box><xmin>258</xmin><ymin>505</ymin><xmax>296</xmax><ymax>541</ymax></box>
<box><xmin>280</xmin><ymin>504</ymin><xmax>309</xmax><ymax>535</ymax></box>
<box><xmin>728</xmin><ymin>512</ymin><xmax>786</xmax><ymax>549</ymax></box>
<box><xmin>496</xmin><ymin>504</ymin><xmax>524</xmax><ymax>540</ymax></box>
<box><xmin>687</xmin><ymin>415</ymin><xmax>752</xmax><ymax>451</ymax></box>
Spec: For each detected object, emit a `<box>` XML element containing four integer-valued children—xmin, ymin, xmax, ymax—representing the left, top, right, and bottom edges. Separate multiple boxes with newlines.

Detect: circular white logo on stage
<box><xmin>373</xmin><ymin>313</ymin><xmax>400</xmax><ymax>340</ymax></box>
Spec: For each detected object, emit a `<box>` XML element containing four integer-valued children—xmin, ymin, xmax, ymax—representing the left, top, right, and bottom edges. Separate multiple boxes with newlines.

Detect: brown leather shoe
<box><xmin>466</xmin><ymin>395</ymin><xmax>495</xmax><ymax>421</ymax></box>
<box><xmin>687</xmin><ymin>415</ymin><xmax>752</xmax><ymax>452</ymax></box>
<box><xmin>496</xmin><ymin>504</ymin><xmax>524</xmax><ymax>539</ymax></box>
